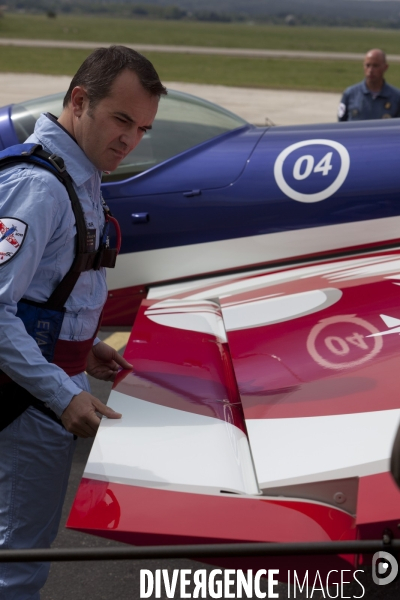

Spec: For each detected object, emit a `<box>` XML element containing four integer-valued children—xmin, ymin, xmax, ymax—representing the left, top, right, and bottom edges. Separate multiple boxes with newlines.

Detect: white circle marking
<box><xmin>274</xmin><ymin>139</ymin><xmax>350</xmax><ymax>203</ymax></box>
<box><xmin>306</xmin><ymin>315</ymin><xmax>383</xmax><ymax>370</ymax></box>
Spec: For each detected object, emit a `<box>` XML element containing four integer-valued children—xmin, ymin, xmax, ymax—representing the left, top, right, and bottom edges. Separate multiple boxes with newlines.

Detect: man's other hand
<box><xmin>86</xmin><ymin>340</ymin><xmax>133</xmax><ymax>381</ymax></box>
<box><xmin>61</xmin><ymin>391</ymin><xmax>122</xmax><ymax>438</ymax></box>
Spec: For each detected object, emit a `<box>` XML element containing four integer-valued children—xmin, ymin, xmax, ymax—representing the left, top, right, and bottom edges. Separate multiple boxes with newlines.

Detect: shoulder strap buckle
<box><xmin>47</xmin><ymin>153</ymin><xmax>66</xmax><ymax>173</ymax></box>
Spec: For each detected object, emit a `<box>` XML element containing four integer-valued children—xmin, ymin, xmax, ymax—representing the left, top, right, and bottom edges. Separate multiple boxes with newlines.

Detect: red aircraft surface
<box><xmin>67</xmin><ymin>245</ymin><xmax>400</xmax><ymax>580</ymax></box>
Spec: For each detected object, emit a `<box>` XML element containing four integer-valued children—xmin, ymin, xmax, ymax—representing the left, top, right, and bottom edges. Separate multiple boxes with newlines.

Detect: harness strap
<box><xmin>32</xmin><ymin>147</ymin><xmax>98</xmax><ymax>309</ymax></box>
<box><xmin>53</xmin><ymin>337</ymin><xmax>96</xmax><ymax>376</ymax></box>
<box><xmin>0</xmin><ymin>144</ymin><xmax>120</xmax><ymax>310</ymax></box>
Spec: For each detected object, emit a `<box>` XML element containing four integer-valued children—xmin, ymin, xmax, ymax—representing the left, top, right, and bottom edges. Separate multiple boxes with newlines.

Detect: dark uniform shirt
<box><xmin>338</xmin><ymin>80</ymin><xmax>400</xmax><ymax>121</ymax></box>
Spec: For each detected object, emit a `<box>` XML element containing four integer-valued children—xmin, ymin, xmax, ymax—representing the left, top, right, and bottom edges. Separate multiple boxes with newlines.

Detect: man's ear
<box><xmin>70</xmin><ymin>86</ymin><xmax>89</xmax><ymax>117</ymax></box>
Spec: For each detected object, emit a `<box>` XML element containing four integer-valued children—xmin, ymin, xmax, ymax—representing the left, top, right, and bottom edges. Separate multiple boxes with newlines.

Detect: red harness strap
<box><xmin>0</xmin><ymin>337</ymin><xmax>95</xmax><ymax>384</ymax></box>
<box><xmin>1</xmin><ymin>309</ymin><xmax>103</xmax><ymax>383</ymax></box>
<box><xmin>52</xmin><ymin>309</ymin><xmax>103</xmax><ymax>376</ymax></box>
<box><xmin>53</xmin><ymin>337</ymin><xmax>95</xmax><ymax>376</ymax></box>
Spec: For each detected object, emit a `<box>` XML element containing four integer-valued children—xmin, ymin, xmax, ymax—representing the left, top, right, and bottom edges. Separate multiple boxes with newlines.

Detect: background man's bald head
<box><xmin>364</xmin><ymin>48</ymin><xmax>387</xmax><ymax>64</ymax></box>
<box><xmin>363</xmin><ymin>48</ymin><xmax>388</xmax><ymax>91</ymax></box>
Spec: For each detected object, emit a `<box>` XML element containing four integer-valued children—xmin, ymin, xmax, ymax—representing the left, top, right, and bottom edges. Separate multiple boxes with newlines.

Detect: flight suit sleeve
<box><xmin>0</xmin><ymin>168</ymin><xmax>82</xmax><ymax>417</ymax></box>
<box><xmin>338</xmin><ymin>90</ymin><xmax>349</xmax><ymax>122</ymax></box>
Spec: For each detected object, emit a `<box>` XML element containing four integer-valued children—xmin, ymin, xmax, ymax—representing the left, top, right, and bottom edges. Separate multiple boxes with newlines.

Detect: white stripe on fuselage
<box><xmin>108</xmin><ymin>216</ymin><xmax>400</xmax><ymax>291</ymax></box>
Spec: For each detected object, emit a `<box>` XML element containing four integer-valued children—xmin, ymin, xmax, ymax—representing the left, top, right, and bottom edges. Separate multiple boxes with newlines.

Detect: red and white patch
<box><xmin>0</xmin><ymin>218</ymin><xmax>28</xmax><ymax>265</ymax></box>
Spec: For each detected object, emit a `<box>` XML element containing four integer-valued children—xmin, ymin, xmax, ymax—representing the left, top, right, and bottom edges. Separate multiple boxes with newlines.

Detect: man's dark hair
<box><xmin>63</xmin><ymin>45</ymin><xmax>167</xmax><ymax>108</ymax></box>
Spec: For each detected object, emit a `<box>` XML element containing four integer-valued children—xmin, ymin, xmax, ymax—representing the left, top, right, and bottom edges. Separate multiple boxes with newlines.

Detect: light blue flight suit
<box><xmin>338</xmin><ymin>80</ymin><xmax>400</xmax><ymax>121</ymax></box>
<box><xmin>0</xmin><ymin>113</ymin><xmax>108</xmax><ymax>599</ymax></box>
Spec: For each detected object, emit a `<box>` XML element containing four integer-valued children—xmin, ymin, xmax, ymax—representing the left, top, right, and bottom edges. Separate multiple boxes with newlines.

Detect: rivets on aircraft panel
<box><xmin>333</xmin><ymin>492</ymin><xmax>346</xmax><ymax>504</ymax></box>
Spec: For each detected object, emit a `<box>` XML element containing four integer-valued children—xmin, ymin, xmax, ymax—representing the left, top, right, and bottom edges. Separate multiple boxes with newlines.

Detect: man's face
<box><xmin>71</xmin><ymin>69</ymin><xmax>159</xmax><ymax>172</ymax></box>
<box><xmin>363</xmin><ymin>51</ymin><xmax>388</xmax><ymax>88</ymax></box>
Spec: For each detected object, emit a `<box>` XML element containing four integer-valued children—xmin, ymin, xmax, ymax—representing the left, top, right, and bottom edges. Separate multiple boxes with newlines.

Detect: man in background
<box><xmin>338</xmin><ymin>48</ymin><xmax>400</xmax><ymax>121</ymax></box>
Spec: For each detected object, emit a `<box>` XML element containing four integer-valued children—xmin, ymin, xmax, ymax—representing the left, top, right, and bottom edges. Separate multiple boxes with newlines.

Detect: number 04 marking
<box><xmin>293</xmin><ymin>152</ymin><xmax>333</xmax><ymax>181</ymax></box>
<box><xmin>306</xmin><ymin>316</ymin><xmax>383</xmax><ymax>370</ymax></box>
<box><xmin>324</xmin><ymin>331</ymin><xmax>369</xmax><ymax>356</ymax></box>
<box><xmin>274</xmin><ymin>139</ymin><xmax>350</xmax><ymax>203</ymax></box>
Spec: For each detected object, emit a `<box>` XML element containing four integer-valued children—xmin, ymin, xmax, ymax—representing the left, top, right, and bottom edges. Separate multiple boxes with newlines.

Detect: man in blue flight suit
<box><xmin>338</xmin><ymin>48</ymin><xmax>400</xmax><ymax>121</ymax></box>
<box><xmin>0</xmin><ymin>46</ymin><xmax>166</xmax><ymax>599</ymax></box>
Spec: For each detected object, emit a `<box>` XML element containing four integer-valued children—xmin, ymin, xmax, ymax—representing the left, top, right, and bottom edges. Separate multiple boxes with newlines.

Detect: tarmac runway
<box><xmin>0</xmin><ymin>72</ymin><xmax>340</xmax><ymax>126</ymax></box>
<box><xmin>2</xmin><ymin>37</ymin><xmax>400</xmax><ymax>64</ymax></box>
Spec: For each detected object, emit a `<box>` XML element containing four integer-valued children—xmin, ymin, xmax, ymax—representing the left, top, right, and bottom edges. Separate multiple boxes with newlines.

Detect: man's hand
<box><xmin>61</xmin><ymin>391</ymin><xmax>122</xmax><ymax>438</ymax></box>
<box><xmin>86</xmin><ymin>340</ymin><xmax>133</xmax><ymax>381</ymax></box>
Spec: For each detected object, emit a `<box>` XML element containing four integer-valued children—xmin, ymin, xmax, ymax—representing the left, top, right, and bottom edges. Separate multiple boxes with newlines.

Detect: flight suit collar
<box><xmin>32</xmin><ymin>113</ymin><xmax>101</xmax><ymax>187</ymax></box>
<box><xmin>362</xmin><ymin>79</ymin><xmax>390</xmax><ymax>98</ymax></box>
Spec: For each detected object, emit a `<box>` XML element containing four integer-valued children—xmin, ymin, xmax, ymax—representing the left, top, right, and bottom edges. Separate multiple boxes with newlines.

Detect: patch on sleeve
<box><xmin>337</xmin><ymin>102</ymin><xmax>346</xmax><ymax>119</ymax></box>
<box><xmin>0</xmin><ymin>218</ymin><xmax>28</xmax><ymax>266</ymax></box>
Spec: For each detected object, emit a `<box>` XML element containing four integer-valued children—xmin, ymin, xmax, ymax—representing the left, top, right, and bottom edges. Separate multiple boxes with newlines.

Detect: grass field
<box><xmin>2</xmin><ymin>14</ymin><xmax>400</xmax><ymax>91</ymax></box>
<box><xmin>0</xmin><ymin>45</ymin><xmax>394</xmax><ymax>92</ymax></box>
<box><xmin>1</xmin><ymin>13</ymin><xmax>400</xmax><ymax>53</ymax></box>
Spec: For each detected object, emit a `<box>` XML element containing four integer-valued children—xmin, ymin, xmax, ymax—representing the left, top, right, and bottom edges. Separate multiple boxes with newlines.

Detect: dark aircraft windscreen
<box><xmin>11</xmin><ymin>89</ymin><xmax>248</xmax><ymax>181</ymax></box>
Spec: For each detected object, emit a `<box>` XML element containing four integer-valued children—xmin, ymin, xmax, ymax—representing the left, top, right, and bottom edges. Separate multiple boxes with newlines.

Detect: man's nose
<box><xmin>121</xmin><ymin>131</ymin><xmax>140</xmax><ymax>151</ymax></box>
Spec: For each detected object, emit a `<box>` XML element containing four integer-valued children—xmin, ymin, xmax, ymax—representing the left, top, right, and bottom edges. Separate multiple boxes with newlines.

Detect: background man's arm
<box><xmin>337</xmin><ymin>91</ymin><xmax>349</xmax><ymax>121</ymax></box>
